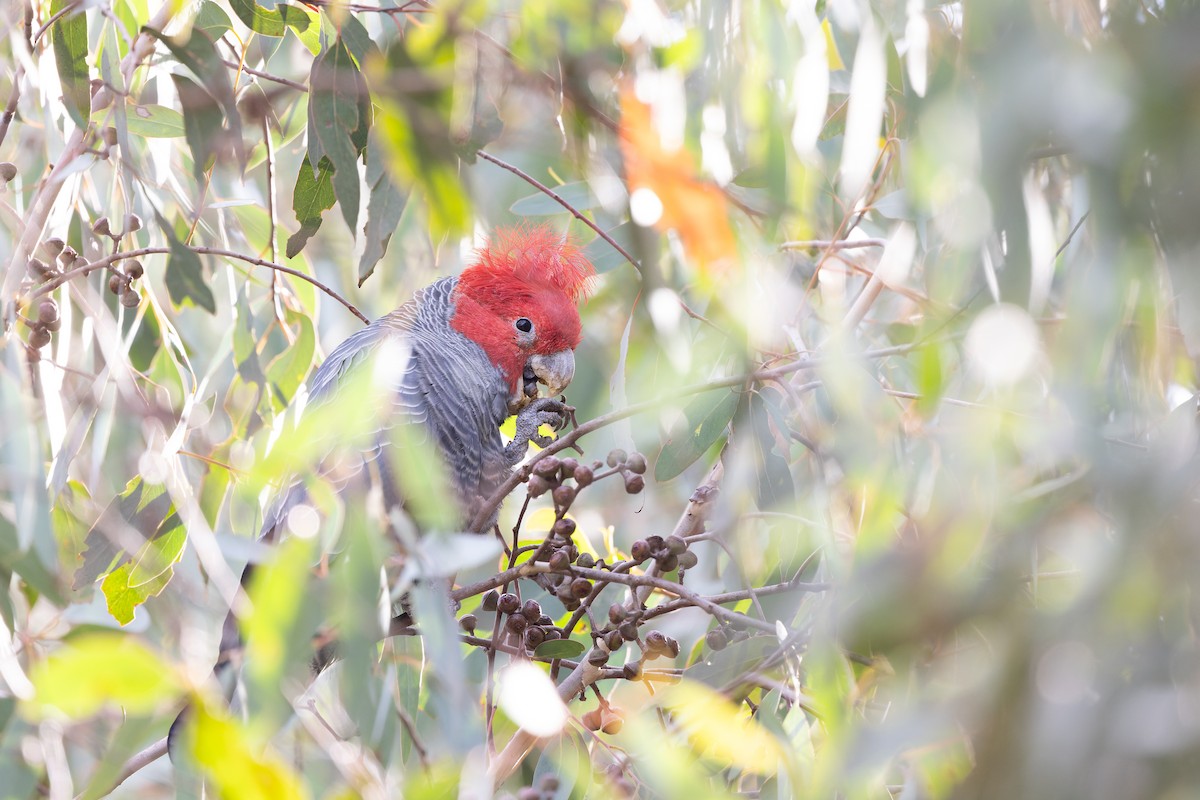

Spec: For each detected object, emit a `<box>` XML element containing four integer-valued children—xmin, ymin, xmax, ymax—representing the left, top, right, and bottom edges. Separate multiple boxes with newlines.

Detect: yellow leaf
<box><xmin>657</xmin><ymin>680</ymin><xmax>787</xmax><ymax>774</ymax></box>
<box><xmin>822</xmin><ymin>19</ymin><xmax>845</xmax><ymax>71</ymax></box>
<box><xmin>27</xmin><ymin>634</ymin><xmax>182</xmax><ymax>718</ymax></box>
<box><xmin>191</xmin><ymin>704</ymin><xmax>310</xmax><ymax>800</ymax></box>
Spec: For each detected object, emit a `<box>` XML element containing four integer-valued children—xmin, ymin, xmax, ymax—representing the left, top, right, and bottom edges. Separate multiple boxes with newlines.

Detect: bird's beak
<box><xmin>526</xmin><ymin>349</ymin><xmax>576</xmax><ymax>399</ymax></box>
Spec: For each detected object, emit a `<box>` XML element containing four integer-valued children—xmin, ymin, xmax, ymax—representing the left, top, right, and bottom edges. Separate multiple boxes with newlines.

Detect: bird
<box><xmin>170</xmin><ymin>224</ymin><xmax>595</xmax><ymax>757</ymax></box>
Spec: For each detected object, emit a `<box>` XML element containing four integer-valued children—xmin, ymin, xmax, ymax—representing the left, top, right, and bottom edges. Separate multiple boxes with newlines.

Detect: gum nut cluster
<box><xmin>475</xmin><ymin>592</ymin><xmax>562</xmax><ymax>652</ymax></box>
<box><xmin>508</xmin><ymin>774</ymin><xmax>560</xmax><ymax>800</ymax></box>
<box><xmin>628</xmin><ymin>531</ymin><xmax>697</xmax><ymax>575</ymax></box>
<box><xmin>582</xmin><ymin>701</ymin><xmax>625</xmax><ymax>735</ymax></box>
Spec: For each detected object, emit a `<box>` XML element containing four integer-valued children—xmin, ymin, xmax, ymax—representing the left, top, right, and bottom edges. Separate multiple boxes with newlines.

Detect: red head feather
<box><xmin>450</xmin><ymin>225</ymin><xmax>595</xmax><ymax>391</ymax></box>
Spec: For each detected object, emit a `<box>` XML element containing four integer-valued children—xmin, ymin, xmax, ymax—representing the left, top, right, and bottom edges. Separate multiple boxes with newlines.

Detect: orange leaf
<box><xmin>618</xmin><ymin>88</ymin><xmax>736</xmax><ymax>273</ymax></box>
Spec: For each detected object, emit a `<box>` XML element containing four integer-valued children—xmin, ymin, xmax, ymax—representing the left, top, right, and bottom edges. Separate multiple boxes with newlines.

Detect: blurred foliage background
<box><xmin>1</xmin><ymin>0</ymin><xmax>1200</xmax><ymax>796</ymax></box>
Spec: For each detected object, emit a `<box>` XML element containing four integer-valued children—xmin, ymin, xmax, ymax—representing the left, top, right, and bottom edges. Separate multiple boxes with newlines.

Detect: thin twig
<box><xmin>476</xmin><ymin>150</ymin><xmax>640</xmax><ymax>272</ymax></box>
<box><xmin>780</xmin><ymin>238</ymin><xmax>888</xmax><ymax>252</ymax></box>
<box><xmin>467</xmin><ymin>341</ymin><xmax>921</xmax><ymax>531</ymax></box>
<box><xmin>26</xmin><ymin>246</ymin><xmax>368</xmax><ymax>324</ymax></box>
<box><xmin>80</xmin><ymin>736</ymin><xmax>168</xmax><ymax>799</ymax></box>
<box><xmin>0</xmin><ymin>65</ymin><xmax>24</xmax><ymax>151</ymax></box>
<box><xmin>217</xmin><ymin>55</ymin><xmax>308</xmax><ymax>93</ymax></box>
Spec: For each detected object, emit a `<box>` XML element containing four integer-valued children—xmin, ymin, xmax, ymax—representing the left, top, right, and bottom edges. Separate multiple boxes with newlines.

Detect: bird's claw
<box><xmin>506</xmin><ymin>397</ymin><xmax>570</xmax><ymax>465</ymax></box>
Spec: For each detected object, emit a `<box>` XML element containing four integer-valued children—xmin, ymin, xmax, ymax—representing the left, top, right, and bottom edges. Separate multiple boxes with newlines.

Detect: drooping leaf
<box><xmin>50</xmin><ymin>0</ymin><xmax>90</xmax><ymax>127</ymax></box>
<box><xmin>286</xmin><ymin>153</ymin><xmax>336</xmax><ymax>258</ymax></box>
<box><xmin>310</xmin><ymin>37</ymin><xmax>369</xmax><ymax>231</ymax></box>
<box><xmin>227</xmin><ymin>0</ymin><xmax>314</xmax><ymax>37</ymax></box>
<box><xmin>26</xmin><ymin>635</ymin><xmax>182</xmax><ymax>719</ymax></box>
<box><xmin>166</xmin><ymin>232</ymin><xmax>216</xmax><ymax>313</ymax></box>
<box><xmin>749</xmin><ymin>390</ymin><xmax>796</xmax><ymax>509</ymax></box>
<box><xmin>358</xmin><ymin>128</ymin><xmax>409</xmax><ymax>285</ymax></box>
<box><xmin>171</xmin><ymin>74</ymin><xmax>223</xmax><ymax>180</ymax></box>
<box><xmin>655</xmin><ymin>390</ymin><xmax>741</xmax><ymax>481</ymax></box>
<box><xmin>143</xmin><ymin>26</ymin><xmax>243</xmax><ymax>169</ymax></box>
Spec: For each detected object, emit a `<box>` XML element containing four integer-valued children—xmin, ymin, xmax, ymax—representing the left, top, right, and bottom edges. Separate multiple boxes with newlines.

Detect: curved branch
<box><xmin>26</xmin><ymin>246</ymin><xmax>369</xmax><ymax>324</ymax></box>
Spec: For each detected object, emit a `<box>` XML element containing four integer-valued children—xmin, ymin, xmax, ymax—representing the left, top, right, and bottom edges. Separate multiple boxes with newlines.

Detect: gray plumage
<box><xmin>258</xmin><ymin>276</ymin><xmax>513</xmax><ymax>543</ymax></box>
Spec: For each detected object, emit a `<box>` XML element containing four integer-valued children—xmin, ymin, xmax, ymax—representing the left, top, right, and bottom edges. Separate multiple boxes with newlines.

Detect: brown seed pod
<box><xmin>665</xmin><ymin>535</ymin><xmax>687</xmax><ymax>555</ymax></box>
<box><xmin>36</xmin><ymin>299</ymin><xmax>58</xmax><ymax>326</ymax></box>
<box><xmin>459</xmin><ymin>614</ymin><xmax>477</xmax><ymax>634</ymax></box>
<box><xmin>570</xmin><ymin>577</ymin><xmax>592</xmax><ymax>599</ymax></box>
<box><xmin>606</xmin><ymin>448</ymin><xmax>627</xmax><ymax>467</ymax></box>
<box><xmin>125</xmin><ymin>213</ymin><xmax>143</xmax><ymax>233</ymax></box>
<box><xmin>505</xmin><ymin>614</ymin><xmax>529</xmax><ymax>634</ymax></box>
<box><xmin>525</xmin><ymin>626</ymin><xmax>546</xmax><ymax>648</ymax></box>
<box><xmin>27</xmin><ymin>258</ymin><xmax>52</xmax><ymax>279</ymax></box>
<box><xmin>665</xmin><ymin>636</ymin><xmax>680</xmax><ymax>658</ymax></box>
<box><xmin>0</xmin><ymin>162</ymin><xmax>17</xmax><ymax>182</ymax></box>
<box><xmin>658</xmin><ymin>553</ymin><xmax>679</xmax><ymax>573</ymax></box>
<box><xmin>624</xmin><ymin>474</ymin><xmax>645</xmax><ymax>494</ymax></box>
<box><xmin>622</xmin><ymin>661</ymin><xmax>642</xmax><ymax>681</ymax></box>
<box><xmin>120</xmin><ymin>290</ymin><xmax>140</xmax><ymax>308</ymax></box>
<box><xmin>497</xmin><ymin>592</ymin><xmax>520</xmax><ymax>615</ymax></box>
<box><xmin>572</xmin><ymin>464</ymin><xmax>594</xmax><ymax>487</ymax></box>
<box><xmin>92</xmin><ymin>217</ymin><xmax>113</xmax><ymax>237</ymax></box>
<box><xmin>532</xmin><ymin>456</ymin><xmax>561</xmax><ymax>478</ymax></box>
<box><xmin>587</xmin><ymin>648</ymin><xmax>609</xmax><ymax>666</ymax></box>
<box><xmin>125</xmin><ymin>260</ymin><xmax>144</xmax><ymax>280</ymax></box>
<box><xmin>581</xmin><ymin>708</ymin><xmax>603</xmax><ymax>731</ymax></box>
<box><xmin>40</xmin><ymin>239</ymin><xmax>65</xmax><ymax>258</ymax></box>
<box><xmin>618</xmin><ymin>621</ymin><xmax>639</xmax><ymax>641</ymax></box>
<box><xmin>526</xmin><ymin>475</ymin><xmax>550</xmax><ymax>498</ymax></box>
<box><xmin>644</xmin><ymin>630</ymin><xmax>668</xmax><ymax>655</ymax></box>
<box><xmin>601</xmin><ymin>709</ymin><xmax>624</xmax><ymax>735</ymax></box>
<box><xmin>102</xmin><ymin>127</ymin><xmax>118</xmax><ymax>147</ymax></box>
<box><xmin>678</xmin><ymin>551</ymin><xmax>699</xmax><ymax>570</ymax></box>
<box><xmin>552</xmin><ymin>484</ymin><xmax>576</xmax><ymax>508</ymax></box>
<box><xmin>558</xmin><ymin>457</ymin><xmax>579</xmax><ymax>477</ymax></box>
<box><xmin>645</xmin><ymin>536</ymin><xmax>665</xmax><ymax>552</ymax></box>
<box><xmin>705</xmin><ymin>629</ymin><xmax>728</xmax><ymax>651</ymax></box>
<box><xmin>608</xmin><ymin>603</ymin><xmax>626</xmax><ymax>625</ymax></box>
<box><xmin>481</xmin><ymin>590</ymin><xmax>500</xmax><ymax>612</ymax></box>
<box><xmin>521</xmin><ymin>599</ymin><xmax>542</xmax><ymax>622</ymax></box>
<box><xmin>624</xmin><ymin>452</ymin><xmax>647</xmax><ymax>474</ymax></box>
<box><xmin>604</xmin><ymin>630</ymin><xmax>624</xmax><ymax>652</ymax></box>
<box><xmin>548</xmin><ymin>550</ymin><xmax>570</xmax><ymax>572</ymax></box>
<box><xmin>542</xmin><ymin>627</ymin><xmax>562</xmax><ymax>641</ymax></box>
<box><xmin>629</xmin><ymin>540</ymin><xmax>650</xmax><ymax>564</ymax></box>
<box><xmin>28</xmin><ymin>327</ymin><xmax>52</xmax><ymax>349</ymax></box>
<box><xmin>552</xmin><ymin>517</ymin><xmax>576</xmax><ymax>538</ymax></box>
<box><xmin>575</xmin><ymin>552</ymin><xmax>595</xmax><ymax>569</ymax></box>
<box><xmin>537</xmin><ymin>614</ymin><xmax>553</xmax><ymax>626</ymax></box>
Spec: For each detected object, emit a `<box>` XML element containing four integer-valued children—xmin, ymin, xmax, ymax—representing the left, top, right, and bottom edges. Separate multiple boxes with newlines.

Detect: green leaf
<box><xmin>510</xmin><ymin>181</ymin><xmax>599</xmax><ymax>216</ymax></box>
<box><xmin>194</xmin><ymin>0</ymin><xmax>232</xmax><ymax>40</ymax></box>
<box><xmin>143</xmin><ymin>26</ymin><xmax>243</xmax><ymax>169</ymax></box>
<box><xmin>108</xmin><ymin>103</ymin><xmax>185</xmax><ymax>138</ymax></box>
<box><xmin>227</xmin><ymin>0</ymin><xmax>314</xmax><ymax>38</ymax></box>
<box><xmin>533</xmin><ymin>638</ymin><xmax>587</xmax><ymax>659</ymax></box>
<box><xmin>264</xmin><ymin>312</ymin><xmax>315</xmax><ymax>408</ymax></box>
<box><xmin>310</xmin><ymin>37</ymin><xmax>369</xmax><ymax>231</ymax></box>
<box><xmin>27</xmin><ymin>634</ymin><xmax>181</xmax><ymax>719</ymax></box>
<box><xmin>655</xmin><ymin>390</ymin><xmax>741</xmax><ymax>481</ymax></box>
<box><xmin>286</xmin><ymin>154</ymin><xmax>336</xmax><ymax>258</ymax></box>
<box><xmin>358</xmin><ymin>129</ymin><xmax>409</xmax><ymax>286</ymax></box>
<box><xmin>171</xmin><ymin>74</ymin><xmax>223</xmax><ymax>180</ymax></box>
<box><xmin>749</xmin><ymin>391</ymin><xmax>795</xmax><ymax>509</ymax></box>
<box><xmin>582</xmin><ymin>222</ymin><xmax>637</xmax><ymax>274</ymax></box>
<box><xmin>50</xmin><ymin>0</ymin><xmax>90</xmax><ymax>127</ymax></box>
<box><xmin>166</xmin><ymin>233</ymin><xmax>216</xmax><ymax>313</ymax></box>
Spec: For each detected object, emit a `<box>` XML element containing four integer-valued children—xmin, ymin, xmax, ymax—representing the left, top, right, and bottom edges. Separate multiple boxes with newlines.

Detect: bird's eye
<box><xmin>515</xmin><ymin>317</ymin><xmax>533</xmax><ymax>333</ymax></box>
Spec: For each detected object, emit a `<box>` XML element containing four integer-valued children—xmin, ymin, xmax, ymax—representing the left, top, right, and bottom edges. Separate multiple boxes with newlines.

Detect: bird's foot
<box><xmin>506</xmin><ymin>397</ymin><xmax>570</xmax><ymax>465</ymax></box>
